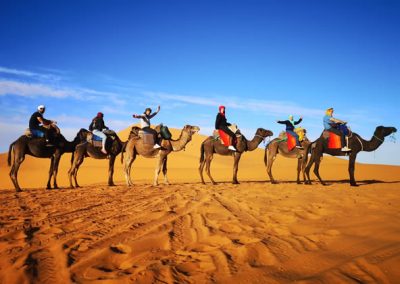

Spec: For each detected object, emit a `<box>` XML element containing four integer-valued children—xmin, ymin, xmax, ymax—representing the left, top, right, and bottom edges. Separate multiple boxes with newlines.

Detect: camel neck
<box><xmin>247</xmin><ymin>135</ymin><xmax>265</xmax><ymax>151</ymax></box>
<box><xmin>358</xmin><ymin>134</ymin><xmax>384</xmax><ymax>152</ymax></box>
<box><xmin>170</xmin><ymin>130</ymin><xmax>191</xmax><ymax>151</ymax></box>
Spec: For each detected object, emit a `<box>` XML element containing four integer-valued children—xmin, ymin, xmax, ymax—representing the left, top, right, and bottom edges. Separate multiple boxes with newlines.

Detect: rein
<box><xmin>373</xmin><ymin>135</ymin><xmax>385</xmax><ymax>143</ymax></box>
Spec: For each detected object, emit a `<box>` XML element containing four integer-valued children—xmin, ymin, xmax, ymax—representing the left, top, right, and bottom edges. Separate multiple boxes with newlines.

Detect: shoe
<box><xmin>101</xmin><ymin>148</ymin><xmax>108</xmax><ymax>154</ymax></box>
<box><xmin>228</xmin><ymin>146</ymin><xmax>236</xmax><ymax>151</ymax></box>
<box><xmin>341</xmin><ymin>146</ymin><xmax>351</xmax><ymax>152</ymax></box>
<box><xmin>153</xmin><ymin>144</ymin><xmax>161</xmax><ymax>149</ymax></box>
<box><xmin>295</xmin><ymin>146</ymin><xmax>304</xmax><ymax>149</ymax></box>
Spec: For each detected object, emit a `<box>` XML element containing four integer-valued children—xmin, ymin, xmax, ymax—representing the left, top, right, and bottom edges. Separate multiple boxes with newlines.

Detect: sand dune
<box><xmin>1</xmin><ymin>127</ymin><xmax>400</xmax><ymax>283</ymax></box>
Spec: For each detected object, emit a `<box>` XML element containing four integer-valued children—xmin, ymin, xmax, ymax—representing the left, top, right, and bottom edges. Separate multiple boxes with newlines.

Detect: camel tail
<box><xmin>7</xmin><ymin>142</ymin><xmax>15</xmax><ymax>167</ymax></box>
<box><xmin>200</xmin><ymin>142</ymin><xmax>205</xmax><ymax>163</ymax></box>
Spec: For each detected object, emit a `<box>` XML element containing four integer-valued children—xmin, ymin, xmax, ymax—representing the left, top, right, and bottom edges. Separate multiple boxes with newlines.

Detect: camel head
<box><xmin>375</xmin><ymin>126</ymin><xmax>397</xmax><ymax>138</ymax></box>
<box><xmin>183</xmin><ymin>125</ymin><xmax>200</xmax><ymax>135</ymax></box>
<box><xmin>256</xmin><ymin>128</ymin><xmax>274</xmax><ymax>138</ymax></box>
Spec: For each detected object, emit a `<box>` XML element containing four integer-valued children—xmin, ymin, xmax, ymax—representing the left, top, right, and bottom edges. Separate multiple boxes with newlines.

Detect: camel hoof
<box><xmin>212</xmin><ymin>182</ymin><xmax>217</xmax><ymax>186</ymax></box>
<box><xmin>16</xmin><ymin>189</ymin><xmax>22</xmax><ymax>193</ymax></box>
<box><xmin>232</xmin><ymin>181</ymin><xmax>240</xmax><ymax>185</ymax></box>
<box><xmin>350</xmin><ymin>183</ymin><xmax>359</xmax><ymax>187</ymax></box>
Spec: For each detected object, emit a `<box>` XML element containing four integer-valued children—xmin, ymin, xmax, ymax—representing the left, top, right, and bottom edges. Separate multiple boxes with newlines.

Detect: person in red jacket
<box><xmin>215</xmin><ymin>105</ymin><xmax>236</xmax><ymax>151</ymax></box>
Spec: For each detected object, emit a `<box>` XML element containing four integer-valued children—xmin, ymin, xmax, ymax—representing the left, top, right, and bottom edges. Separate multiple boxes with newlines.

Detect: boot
<box><xmin>341</xmin><ymin>136</ymin><xmax>351</xmax><ymax>152</ymax></box>
<box><xmin>228</xmin><ymin>136</ymin><xmax>236</xmax><ymax>151</ymax></box>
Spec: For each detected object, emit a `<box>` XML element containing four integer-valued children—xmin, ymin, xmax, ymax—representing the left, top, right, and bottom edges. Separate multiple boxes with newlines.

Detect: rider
<box><xmin>132</xmin><ymin>106</ymin><xmax>161</xmax><ymax>149</ymax></box>
<box><xmin>215</xmin><ymin>105</ymin><xmax>236</xmax><ymax>151</ymax></box>
<box><xmin>323</xmin><ymin>107</ymin><xmax>351</xmax><ymax>152</ymax></box>
<box><xmin>277</xmin><ymin>115</ymin><xmax>303</xmax><ymax>149</ymax></box>
<box><xmin>29</xmin><ymin>105</ymin><xmax>57</xmax><ymax>145</ymax></box>
<box><xmin>89</xmin><ymin>112</ymin><xmax>108</xmax><ymax>154</ymax></box>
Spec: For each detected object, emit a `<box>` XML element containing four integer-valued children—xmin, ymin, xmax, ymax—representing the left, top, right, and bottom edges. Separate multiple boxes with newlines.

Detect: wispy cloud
<box><xmin>144</xmin><ymin>91</ymin><xmax>324</xmax><ymax>118</ymax></box>
<box><xmin>0</xmin><ymin>66</ymin><xmax>61</xmax><ymax>81</ymax></box>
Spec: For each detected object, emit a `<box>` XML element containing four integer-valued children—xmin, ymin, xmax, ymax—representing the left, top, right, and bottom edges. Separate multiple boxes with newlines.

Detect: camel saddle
<box><xmin>213</xmin><ymin>124</ymin><xmax>239</xmax><ymax>146</ymax></box>
<box><xmin>87</xmin><ymin>130</ymin><xmax>117</xmax><ymax>148</ymax></box>
<box><xmin>322</xmin><ymin>130</ymin><xmax>342</xmax><ymax>149</ymax></box>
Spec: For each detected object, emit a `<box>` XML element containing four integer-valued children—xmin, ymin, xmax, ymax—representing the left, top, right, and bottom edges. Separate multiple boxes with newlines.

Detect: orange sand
<box><xmin>1</xmin><ymin>127</ymin><xmax>399</xmax><ymax>283</ymax></box>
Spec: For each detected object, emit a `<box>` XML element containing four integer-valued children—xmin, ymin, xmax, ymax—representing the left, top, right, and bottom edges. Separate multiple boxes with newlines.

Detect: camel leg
<box><xmin>108</xmin><ymin>156</ymin><xmax>116</xmax><ymax>186</ymax></box>
<box><xmin>47</xmin><ymin>156</ymin><xmax>55</xmax><ymax>189</ymax></box>
<box><xmin>313</xmin><ymin>153</ymin><xmax>326</xmax><ymax>186</ymax></box>
<box><xmin>69</xmin><ymin>152</ymin><xmax>84</xmax><ymax>188</ymax></box>
<box><xmin>52</xmin><ymin>153</ymin><xmax>62</xmax><ymax>189</ymax></box>
<box><xmin>199</xmin><ymin>158</ymin><xmax>206</xmax><ymax>184</ymax></box>
<box><xmin>301</xmin><ymin>156</ymin><xmax>308</xmax><ymax>183</ymax></box>
<box><xmin>10</xmin><ymin>154</ymin><xmax>24</xmax><ymax>192</ymax></box>
<box><xmin>153</xmin><ymin>156</ymin><xmax>164</xmax><ymax>186</ymax></box>
<box><xmin>304</xmin><ymin>148</ymin><xmax>316</xmax><ymax>185</ymax></box>
<box><xmin>124</xmin><ymin>151</ymin><xmax>136</xmax><ymax>186</ymax></box>
<box><xmin>232</xmin><ymin>153</ymin><xmax>241</xmax><ymax>184</ymax></box>
<box><xmin>205</xmin><ymin>154</ymin><xmax>217</xmax><ymax>185</ymax></box>
<box><xmin>296</xmin><ymin>158</ymin><xmax>302</xmax><ymax>184</ymax></box>
<box><xmin>162</xmin><ymin>156</ymin><xmax>170</xmax><ymax>185</ymax></box>
<box><xmin>266</xmin><ymin>150</ymin><xmax>278</xmax><ymax>184</ymax></box>
<box><xmin>349</xmin><ymin>153</ymin><xmax>358</xmax><ymax>186</ymax></box>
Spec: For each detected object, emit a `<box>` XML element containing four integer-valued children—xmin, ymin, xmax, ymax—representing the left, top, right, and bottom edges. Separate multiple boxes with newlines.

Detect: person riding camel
<box><xmin>277</xmin><ymin>115</ymin><xmax>303</xmax><ymax>149</ymax></box>
<box><xmin>29</xmin><ymin>105</ymin><xmax>57</xmax><ymax>146</ymax></box>
<box><xmin>215</xmin><ymin>105</ymin><xmax>236</xmax><ymax>151</ymax></box>
<box><xmin>89</xmin><ymin>112</ymin><xmax>109</xmax><ymax>154</ymax></box>
<box><xmin>132</xmin><ymin>105</ymin><xmax>161</xmax><ymax>149</ymax></box>
<box><xmin>323</xmin><ymin>107</ymin><xmax>351</xmax><ymax>152</ymax></box>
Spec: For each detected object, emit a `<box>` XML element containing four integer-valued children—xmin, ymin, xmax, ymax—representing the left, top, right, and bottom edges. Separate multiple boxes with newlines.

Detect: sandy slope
<box><xmin>1</xmin><ymin>127</ymin><xmax>399</xmax><ymax>283</ymax></box>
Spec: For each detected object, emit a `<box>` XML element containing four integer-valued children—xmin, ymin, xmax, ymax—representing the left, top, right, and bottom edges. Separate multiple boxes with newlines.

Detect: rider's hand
<box><xmin>157</xmin><ymin>105</ymin><xmax>161</xmax><ymax>112</ymax></box>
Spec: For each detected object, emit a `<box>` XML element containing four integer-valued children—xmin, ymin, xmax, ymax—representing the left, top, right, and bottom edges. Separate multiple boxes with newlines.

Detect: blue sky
<box><xmin>1</xmin><ymin>0</ymin><xmax>399</xmax><ymax>165</ymax></box>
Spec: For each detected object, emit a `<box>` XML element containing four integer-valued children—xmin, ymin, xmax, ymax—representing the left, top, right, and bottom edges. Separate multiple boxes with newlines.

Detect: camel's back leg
<box><xmin>199</xmin><ymin>143</ymin><xmax>207</xmax><ymax>184</ymax></box>
<box><xmin>69</xmin><ymin>149</ymin><xmax>85</xmax><ymax>188</ymax></box>
<box><xmin>205</xmin><ymin>153</ymin><xmax>217</xmax><ymax>185</ymax></box>
<box><xmin>296</xmin><ymin>158</ymin><xmax>302</xmax><ymax>184</ymax></box>
<box><xmin>266</xmin><ymin>146</ymin><xmax>278</xmax><ymax>184</ymax></box>
<box><xmin>9</xmin><ymin>147</ymin><xmax>24</xmax><ymax>192</ymax></box>
<box><xmin>52</xmin><ymin>152</ymin><xmax>62</xmax><ymax>189</ymax></box>
<box><xmin>304</xmin><ymin>145</ymin><xmax>317</xmax><ymax>184</ymax></box>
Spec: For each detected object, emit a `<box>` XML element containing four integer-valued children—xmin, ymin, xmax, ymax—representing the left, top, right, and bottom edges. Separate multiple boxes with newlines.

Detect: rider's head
<box><xmin>145</xmin><ymin>108</ymin><xmax>152</xmax><ymax>115</ymax></box>
<box><xmin>326</xmin><ymin>107</ymin><xmax>334</xmax><ymax>116</ymax></box>
<box><xmin>288</xmin><ymin>115</ymin><xmax>293</xmax><ymax>121</ymax></box>
<box><xmin>219</xmin><ymin>105</ymin><xmax>225</xmax><ymax>114</ymax></box>
<box><xmin>97</xmin><ymin>112</ymin><xmax>104</xmax><ymax>118</ymax></box>
<box><xmin>37</xmin><ymin>105</ymin><xmax>45</xmax><ymax>114</ymax></box>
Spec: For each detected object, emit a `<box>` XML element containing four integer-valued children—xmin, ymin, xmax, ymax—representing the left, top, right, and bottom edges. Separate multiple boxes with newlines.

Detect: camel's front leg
<box><xmin>162</xmin><ymin>157</ymin><xmax>170</xmax><ymax>185</ymax></box>
<box><xmin>153</xmin><ymin>156</ymin><xmax>163</xmax><ymax>186</ymax></box>
<box><xmin>232</xmin><ymin>153</ymin><xmax>241</xmax><ymax>184</ymax></box>
<box><xmin>349</xmin><ymin>153</ymin><xmax>358</xmax><ymax>186</ymax></box>
<box><xmin>108</xmin><ymin>156</ymin><xmax>116</xmax><ymax>186</ymax></box>
<box><xmin>47</xmin><ymin>156</ymin><xmax>55</xmax><ymax>189</ymax></box>
<box><xmin>52</xmin><ymin>152</ymin><xmax>62</xmax><ymax>189</ymax></box>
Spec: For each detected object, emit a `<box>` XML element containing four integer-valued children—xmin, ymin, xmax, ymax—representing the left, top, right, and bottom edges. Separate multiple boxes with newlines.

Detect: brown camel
<box><xmin>68</xmin><ymin>129</ymin><xmax>126</xmax><ymax>188</ymax></box>
<box><xmin>264</xmin><ymin>132</ymin><xmax>311</xmax><ymax>184</ymax></box>
<box><xmin>122</xmin><ymin>125</ymin><xmax>200</xmax><ymax>186</ymax></box>
<box><xmin>305</xmin><ymin>126</ymin><xmax>397</xmax><ymax>186</ymax></box>
<box><xmin>8</xmin><ymin>128</ymin><xmax>87</xmax><ymax>192</ymax></box>
<box><xmin>199</xmin><ymin>128</ymin><xmax>273</xmax><ymax>185</ymax></box>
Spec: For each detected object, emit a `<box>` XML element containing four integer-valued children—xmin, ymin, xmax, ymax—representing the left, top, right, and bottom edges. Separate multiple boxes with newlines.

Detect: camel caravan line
<box><xmin>7</xmin><ymin>105</ymin><xmax>397</xmax><ymax>192</ymax></box>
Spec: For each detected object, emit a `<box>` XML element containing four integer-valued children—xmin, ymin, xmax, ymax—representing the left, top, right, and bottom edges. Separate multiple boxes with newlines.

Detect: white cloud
<box><xmin>0</xmin><ymin>66</ymin><xmax>61</xmax><ymax>81</ymax></box>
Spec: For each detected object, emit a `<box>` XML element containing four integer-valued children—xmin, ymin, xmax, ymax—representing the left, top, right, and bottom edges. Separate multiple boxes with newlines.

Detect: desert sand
<box><xmin>1</xmin><ymin>127</ymin><xmax>400</xmax><ymax>283</ymax></box>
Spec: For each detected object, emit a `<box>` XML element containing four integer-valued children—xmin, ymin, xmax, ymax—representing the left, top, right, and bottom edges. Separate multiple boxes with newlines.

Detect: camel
<box><xmin>8</xmin><ymin>128</ymin><xmax>86</xmax><ymax>192</ymax></box>
<box><xmin>122</xmin><ymin>125</ymin><xmax>200</xmax><ymax>186</ymax></box>
<box><xmin>199</xmin><ymin>128</ymin><xmax>273</xmax><ymax>185</ymax></box>
<box><xmin>305</xmin><ymin>126</ymin><xmax>397</xmax><ymax>186</ymax></box>
<box><xmin>68</xmin><ymin>129</ymin><xmax>125</xmax><ymax>188</ymax></box>
<box><xmin>264</xmin><ymin>131</ymin><xmax>311</xmax><ymax>184</ymax></box>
